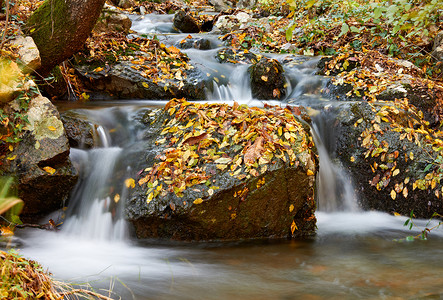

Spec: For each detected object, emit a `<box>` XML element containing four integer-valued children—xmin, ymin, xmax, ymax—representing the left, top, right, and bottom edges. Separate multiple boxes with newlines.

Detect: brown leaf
<box><xmin>183</xmin><ymin>132</ymin><xmax>208</xmax><ymax>146</ymax></box>
<box><xmin>244</xmin><ymin>136</ymin><xmax>265</xmax><ymax>165</ymax></box>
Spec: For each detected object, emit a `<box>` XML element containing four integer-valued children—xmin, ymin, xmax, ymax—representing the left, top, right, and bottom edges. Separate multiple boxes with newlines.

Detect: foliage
<box><xmin>0</xmin><ymin>59</ymin><xmax>36</xmax><ymax>162</ymax></box>
<box><xmin>0</xmin><ymin>249</ymin><xmax>114</xmax><ymax>299</ymax></box>
<box><xmin>285</xmin><ymin>0</ymin><xmax>443</xmax><ymax>78</ymax></box>
<box><xmin>0</xmin><ymin>177</ymin><xmax>23</xmax><ymax>227</ymax></box>
<box><xmin>395</xmin><ymin>210</ymin><xmax>443</xmax><ymax>241</ymax></box>
<box><xmin>135</xmin><ymin>98</ymin><xmax>314</xmax><ymax>205</ymax></box>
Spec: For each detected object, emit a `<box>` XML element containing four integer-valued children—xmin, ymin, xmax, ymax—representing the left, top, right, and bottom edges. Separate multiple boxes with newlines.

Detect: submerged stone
<box><xmin>126</xmin><ymin>99</ymin><xmax>317</xmax><ymax>241</ymax></box>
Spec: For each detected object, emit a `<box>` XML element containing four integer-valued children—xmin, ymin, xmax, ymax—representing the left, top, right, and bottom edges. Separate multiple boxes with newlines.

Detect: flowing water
<box><xmin>5</xmin><ymin>12</ymin><xmax>443</xmax><ymax>300</ymax></box>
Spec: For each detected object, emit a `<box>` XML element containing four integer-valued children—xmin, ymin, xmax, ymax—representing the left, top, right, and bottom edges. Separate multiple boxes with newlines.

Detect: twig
<box><xmin>0</xmin><ymin>0</ymin><xmax>10</xmax><ymax>50</ymax></box>
<box><xmin>58</xmin><ymin>289</ymin><xmax>115</xmax><ymax>300</ymax></box>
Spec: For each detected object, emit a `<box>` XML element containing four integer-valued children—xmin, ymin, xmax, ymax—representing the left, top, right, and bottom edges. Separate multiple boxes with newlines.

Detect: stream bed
<box><xmin>5</xmin><ymin>10</ymin><xmax>443</xmax><ymax>300</ymax></box>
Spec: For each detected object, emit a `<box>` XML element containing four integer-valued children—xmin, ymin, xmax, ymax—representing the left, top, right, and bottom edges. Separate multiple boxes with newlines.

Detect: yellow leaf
<box><xmin>350</xmin><ymin>156</ymin><xmax>355</xmax><ymax>162</ymax></box>
<box><xmin>390</xmin><ymin>189</ymin><xmax>396</xmax><ymax>200</ymax></box>
<box><xmin>392</xmin><ymin>169</ymin><xmax>400</xmax><ymax>176</ymax></box>
<box><xmin>93</xmin><ymin>67</ymin><xmax>103</xmax><ymax>72</ymax></box>
<box><xmin>261</xmin><ymin>75</ymin><xmax>268</xmax><ymax>82</ymax></box>
<box><xmin>8</xmin><ymin>145</ymin><xmax>13</xmax><ymax>151</ymax></box>
<box><xmin>193</xmin><ymin>198</ymin><xmax>203</xmax><ymax>205</ymax></box>
<box><xmin>393</xmin><ymin>212</ymin><xmax>401</xmax><ymax>217</ymax></box>
<box><xmin>216</xmin><ymin>164</ymin><xmax>228</xmax><ymax>171</ymax></box>
<box><xmin>290</xmin><ymin>220</ymin><xmax>298</xmax><ymax>234</ymax></box>
<box><xmin>7</xmin><ymin>155</ymin><xmax>16</xmax><ymax>160</ymax></box>
<box><xmin>125</xmin><ymin>178</ymin><xmax>135</xmax><ymax>188</ymax></box>
<box><xmin>307</xmin><ymin>169</ymin><xmax>314</xmax><ymax>176</ymax></box>
<box><xmin>43</xmin><ymin>166</ymin><xmax>56</xmax><ymax>174</ymax></box>
<box><xmin>409</xmin><ymin>152</ymin><xmax>414</xmax><ymax>160</ymax></box>
<box><xmin>142</xmin><ymin>82</ymin><xmax>149</xmax><ymax>88</ymax></box>
<box><xmin>289</xmin><ymin>204</ymin><xmax>294</xmax><ymax>212</ymax></box>
<box><xmin>48</xmin><ymin>126</ymin><xmax>56</xmax><ymax>131</ymax></box>
<box><xmin>147</xmin><ymin>192</ymin><xmax>154</xmax><ymax>204</ymax></box>
<box><xmin>114</xmin><ymin>194</ymin><xmax>120</xmax><ymax>203</ymax></box>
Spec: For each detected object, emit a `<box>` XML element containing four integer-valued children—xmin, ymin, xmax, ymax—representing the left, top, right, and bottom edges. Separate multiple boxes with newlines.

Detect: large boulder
<box><xmin>1</xmin><ymin>93</ymin><xmax>78</xmax><ymax>220</ymax></box>
<box><xmin>126</xmin><ymin>99</ymin><xmax>317</xmax><ymax>241</ymax></box>
<box><xmin>333</xmin><ymin>99</ymin><xmax>443</xmax><ymax>218</ymax></box>
<box><xmin>249</xmin><ymin>57</ymin><xmax>287</xmax><ymax>100</ymax></box>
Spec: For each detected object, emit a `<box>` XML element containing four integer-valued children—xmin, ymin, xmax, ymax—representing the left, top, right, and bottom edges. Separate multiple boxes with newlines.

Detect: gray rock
<box><xmin>1</xmin><ymin>94</ymin><xmax>78</xmax><ymax>219</ymax></box>
<box><xmin>333</xmin><ymin>101</ymin><xmax>443</xmax><ymax>218</ymax></box>
<box><xmin>74</xmin><ymin>60</ymin><xmax>207</xmax><ymax>100</ymax></box>
<box><xmin>432</xmin><ymin>31</ymin><xmax>443</xmax><ymax>61</ymax></box>
<box><xmin>11</xmin><ymin>36</ymin><xmax>41</xmax><ymax>74</ymax></box>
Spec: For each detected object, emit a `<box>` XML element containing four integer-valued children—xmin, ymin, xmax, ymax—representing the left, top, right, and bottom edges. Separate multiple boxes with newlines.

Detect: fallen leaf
<box><xmin>43</xmin><ymin>166</ymin><xmax>56</xmax><ymax>174</ymax></box>
<box><xmin>125</xmin><ymin>178</ymin><xmax>136</xmax><ymax>188</ymax></box>
<box><xmin>289</xmin><ymin>204</ymin><xmax>294</xmax><ymax>212</ymax></box>
<box><xmin>193</xmin><ymin>198</ymin><xmax>203</xmax><ymax>205</ymax></box>
<box><xmin>183</xmin><ymin>132</ymin><xmax>208</xmax><ymax>146</ymax></box>
<box><xmin>244</xmin><ymin>137</ymin><xmax>265</xmax><ymax>165</ymax></box>
<box><xmin>48</xmin><ymin>126</ymin><xmax>56</xmax><ymax>131</ymax></box>
<box><xmin>291</xmin><ymin>220</ymin><xmax>298</xmax><ymax>234</ymax></box>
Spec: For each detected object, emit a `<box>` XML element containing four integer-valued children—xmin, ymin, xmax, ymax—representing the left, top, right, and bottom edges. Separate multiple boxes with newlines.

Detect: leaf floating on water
<box><xmin>193</xmin><ymin>198</ymin><xmax>203</xmax><ymax>205</ymax></box>
<box><xmin>43</xmin><ymin>166</ymin><xmax>56</xmax><ymax>174</ymax></box>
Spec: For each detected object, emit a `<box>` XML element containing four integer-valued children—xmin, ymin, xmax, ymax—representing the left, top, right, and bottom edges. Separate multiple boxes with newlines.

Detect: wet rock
<box><xmin>173</xmin><ymin>10</ymin><xmax>200</xmax><ymax>33</ymax></box>
<box><xmin>74</xmin><ymin>60</ymin><xmax>207</xmax><ymax>100</ymax></box>
<box><xmin>249</xmin><ymin>57</ymin><xmax>286</xmax><ymax>100</ymax></box>
<box><xmin>333</xmin><ymin>101</ymin><xmax>443</xmax><ymax>218</ymax></box>
<box><xmin>175</xmin><ymin>37</ymin><xmax>211</xmax><ymax>50</ymax></box>
<box><xmin>126</xmin><ymin>99</ymin><xmax>317</xmax><ymax>241</ymax></box>
<box><xmin>215</xmin><ymin>47</ymin><xmax>259</xmax><ymax>64</ymax></box>
<box><xmin>0</xmin><ymin>94</ymin><xmax>78</xmax><ymax>219</ymax></box>
<box><xmin>11</xmin><ymin>36</ymin><xmax>41</xmax><ymax>74</ymax></box>
<box><xmin>61</xmin><ymin>111</ymin><xmax>96</xmax><ymax>149</ymax></box>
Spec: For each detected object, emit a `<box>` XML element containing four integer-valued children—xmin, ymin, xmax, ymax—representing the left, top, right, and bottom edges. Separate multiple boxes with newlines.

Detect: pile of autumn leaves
<box><xmin>137</xmin><ymin>98</ymin><xmax>314</xmax><ymax>205</ymax></box>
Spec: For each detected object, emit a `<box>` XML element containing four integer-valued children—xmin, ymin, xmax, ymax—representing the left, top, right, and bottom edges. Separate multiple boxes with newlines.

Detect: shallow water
<box><xmin>13</xmin><ymin>212</ymin><xmax>443</xmax><ymax>300</ymax></box>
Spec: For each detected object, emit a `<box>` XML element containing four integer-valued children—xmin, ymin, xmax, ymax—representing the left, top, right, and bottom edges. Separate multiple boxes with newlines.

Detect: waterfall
<box><xmin>311</xmin><ymin>113</ymin><xmax>358</xmax><ymax>212</ymax></box>
<box><xmin>65</xmin><ymin>147</ymin><xmax>128</xmax><ymax>241</ymax></box>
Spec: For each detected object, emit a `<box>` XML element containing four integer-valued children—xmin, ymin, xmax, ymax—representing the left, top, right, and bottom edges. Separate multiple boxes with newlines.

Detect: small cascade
<box><xmin>207</xmin><ymin>65</ymin><xmax>252</xmax><ymax>101</ymax></box>
<box><xmin>311</xmin><ymin>113</ymin><xmax>358</xmax><ymax>212</ymax></box>
<box><xmin>65</xmin><ymin>147</ymin><xmax>128</xmax><ymax>240</ymax></box>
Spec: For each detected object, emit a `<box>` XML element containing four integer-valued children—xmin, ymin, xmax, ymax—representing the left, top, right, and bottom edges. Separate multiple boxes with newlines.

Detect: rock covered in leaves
<box><xmin>74</xmin><ymin>34</ymin><xmax>207</xmax><ymax>100</ymax></box>
<box><xmin>126</xmin><ymin>99</ymin><xmax>317</xmax><ymax>241</ymax></box>
<box><xmin>249</xmin><ymin>57</ymin><xmax>286</xmax><ymax>100</ymax></box>
<box><xmin>334</xmin><ymin>99</ymin><xmax>443</xmax><ymax>218</ymax></box>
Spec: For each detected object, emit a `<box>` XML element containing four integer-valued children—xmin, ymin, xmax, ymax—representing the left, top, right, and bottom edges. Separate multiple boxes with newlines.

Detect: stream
<box><xmin>6</xmin><ymin>11</ymin><xmax>443</xmax><ymax>300</ymax></box>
